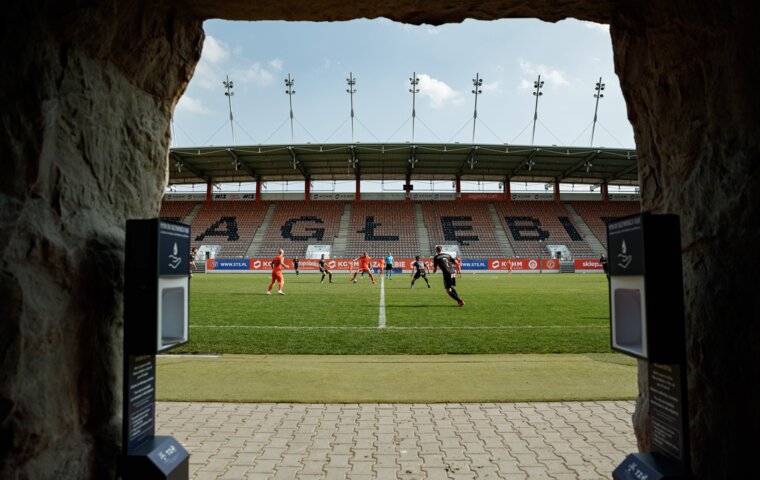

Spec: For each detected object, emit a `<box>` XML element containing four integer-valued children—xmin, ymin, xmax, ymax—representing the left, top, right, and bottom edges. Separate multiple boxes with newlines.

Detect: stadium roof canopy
<box><xmin>169</xmin><ymin>143</ymin><xmax>638</xmax><ymax>186</ymax></box>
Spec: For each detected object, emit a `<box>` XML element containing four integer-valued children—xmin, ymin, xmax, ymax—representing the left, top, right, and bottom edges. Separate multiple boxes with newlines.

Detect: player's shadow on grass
<box><xmin>385</xmin><ymin>304</ymin><xmax>449</xmax><ymax>308</ymax></box>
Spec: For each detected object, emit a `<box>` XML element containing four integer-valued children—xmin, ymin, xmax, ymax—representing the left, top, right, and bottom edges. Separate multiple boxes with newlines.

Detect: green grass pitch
<box><xmin>176</xmin><ymin>272</ymin><xmax>611</xmax><ymax>355</ymax></box>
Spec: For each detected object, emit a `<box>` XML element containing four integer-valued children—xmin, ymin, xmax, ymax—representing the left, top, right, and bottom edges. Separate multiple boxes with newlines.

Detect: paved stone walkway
<box><xmin>157</xmin><ymin>401</ymin><xmax>636</xmax><ymax>480</ymax></box>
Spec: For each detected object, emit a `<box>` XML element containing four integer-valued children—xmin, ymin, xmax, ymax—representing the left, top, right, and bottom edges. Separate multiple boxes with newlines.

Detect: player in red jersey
<box><xmin>455</xmin><ymin>256</ymin><xmax>462</xmax><ymax>278</ymax></box>
<box><xmin>507</xmin><ymin>258</ymin><xmax>513</xmax><ymax>275</ymax></box>
<box><xmin>349</xmin><ymin>252</ymin><xmax>376</xmax><ymax>285</ymax></box>
<box><xmin>266</xmin><ymin>249</ymin><xmax>289</xmax><ymax>295</ymax></box>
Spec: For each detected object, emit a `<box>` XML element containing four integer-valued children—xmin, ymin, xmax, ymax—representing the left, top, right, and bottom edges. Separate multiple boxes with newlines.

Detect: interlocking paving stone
<box><xmin>157</xmin><ymin>401</ymin><xmax>636</xmax><ymax>479</ymax></box>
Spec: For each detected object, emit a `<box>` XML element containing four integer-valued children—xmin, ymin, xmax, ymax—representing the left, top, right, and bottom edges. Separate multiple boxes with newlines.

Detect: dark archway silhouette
<box><xmin>1</xmin><ymin>1</ymin><xmax>757</xmax><ymax>478</ymax></box>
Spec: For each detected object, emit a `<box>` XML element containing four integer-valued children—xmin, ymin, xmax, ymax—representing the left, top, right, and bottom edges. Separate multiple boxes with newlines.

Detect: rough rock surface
<box><xmin>1</xmin><ymin>0</ymin><xmax>758</xmax><ymax>478</ymax></box>
<box><xmin>609</xmin><ymin>2</ymin><xmax>760</xmax><ymax>475</ymax></box>
<box><xmin>0</xmin><ymin>2</ymin><xmax>202</xmax><ymax>478</ymax></box>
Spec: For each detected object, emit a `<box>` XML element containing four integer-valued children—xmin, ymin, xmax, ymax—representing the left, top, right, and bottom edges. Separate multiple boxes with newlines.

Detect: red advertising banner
<box><xmin>574</xmin><ymin>259</ymin><xmax>604</xmax><ymax>273</ymax></box>
<box><xmin>459</xmin><ymin>193</ymin><xmax>505</xmax><ymax>201</ymax></box>
<box><xmin>207</xmin><ymin>257</ymin><xmax>561</xmax><ymax>273</ymax></box>
<box><xmin>487</xmin><ymin>258</ymin><xmax>560</xmax><ymax>272</ymax></box>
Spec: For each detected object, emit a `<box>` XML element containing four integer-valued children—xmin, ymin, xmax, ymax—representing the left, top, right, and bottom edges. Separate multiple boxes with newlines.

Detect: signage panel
<box><xmin>575</xmin><ymin>259</ymin><xmax>604</xmax><ymax>272</ymax></box>
<box><xmin>650</xmin><ymin>363</ymin><xmax>686</xmax><ymax>461</ymax></box>
<box><xmin>158</xmin><ymin>221</ymin><xmax>190</xmax><ymax>276</ymax></box>
<box><xmin>310</xmin><ymin>192</ymin><xmax>356</xmax><ymax>200</ymax></box>
<box><xmin>125</xmin><ymin>355</ymin><xmax>156</xmax><ymax>452</ymax></box>
<box><xmin>459</xmin><ymin>193</ymin><xmax>504</xmax><ymax>201</ymax></box>
<box><xmin>461</xmin><ymin>259</ymin><xmax>488</xmax><ymax>270</ymax></box>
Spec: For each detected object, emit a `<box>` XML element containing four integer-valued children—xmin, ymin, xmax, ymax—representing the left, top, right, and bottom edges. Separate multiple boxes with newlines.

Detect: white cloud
<box><xmin>236</xmin><ymin>62</ymin><xmax>276</xmax><ymax>86</ymax></box>
<box><xmin>417</xmin><ymin>74</ymin><xmax>461</xmax><ymax>109</ymax></box>
<box><xmin>192</xmin><ymin>36</ymin><xmax>231</xmax><ymax>89</ymax></box>
<box><xmin>518</xmin><ymin>59</ymin><xmax>569</xmax><ymax>89</ymax></box>
<box><xmin>176</xmin><ymin>95</ymin><xmax>210</xmax><ymax>114</ymax></box>
<box><xmin>268</xmin><ymin>59</ymin><xmax>284</xmax><ymax>71</ymax></box>
<box><xmin>481</xmin><ymin>80</ymin><xmax>502</xmax><ymax>93</ymax></box>
<box><xmin>203</xmin><ymin>36</ymin><xmax>230</xmax><ymax>64</ymax></box>
<box><xmin>425</xmin><ymin>27</ymin><xmax>441</xmax><ymax>35</ymax></box>
<box><xmin>583</xmin><ymin>22</ymin><xmax>610</xmax><ymax>33</ymax></box>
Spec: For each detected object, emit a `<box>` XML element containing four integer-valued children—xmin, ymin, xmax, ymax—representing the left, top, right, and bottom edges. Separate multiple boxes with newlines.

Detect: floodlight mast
<box><xmin>530</xmin><ymin>75</ymin><xmax>544</xmax><ymax>145</ymax></box>
<box><xmin>223</xmin><ymin>75</ymin><xmax>235</xmax><ymax>145</ymax></box>
<box><xmin>471</xmin><ymin>73</ymin><xmax>483</xmax><ymax>144</ymax></box>
<box><xmin>409</xmin><ymin>72</ymin><xmax>420</xmax><ymax>143</ymax></box>
<box><xmin>590</xmin><ymin>77</ymin><xmax>605</xmax><ymax>147</ymax></box>
<box><xmin>346</xmin><ymin>72</ymin><xmax>357</xmax><ymax>144</ymax></box>
<box><xmin>285</xmin><ymin>73</ymin><xmax>296</xmax><ymax>144</ymax></box>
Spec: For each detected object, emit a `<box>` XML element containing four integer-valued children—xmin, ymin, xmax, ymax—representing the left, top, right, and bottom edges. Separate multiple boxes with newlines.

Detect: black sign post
<box><xmin>608</xmin><ymin>213</ymin><xmax>691</xmax><ymax>480</ymax></box>
<box><xmin>123</xmin><ymin>219</ymin><xmax>190</xmax><ymax>479</ymax></box>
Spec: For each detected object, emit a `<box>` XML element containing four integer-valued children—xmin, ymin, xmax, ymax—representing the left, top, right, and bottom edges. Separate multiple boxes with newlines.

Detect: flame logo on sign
<box><xmin>168</xmin><ymin>242</ymin><xmax>182</xmax><ymax>270</ymax></box>
<box><xmin>617</xmin><ymin>240</ymin><xmax>633</xmax><ymax>269</ymax></box>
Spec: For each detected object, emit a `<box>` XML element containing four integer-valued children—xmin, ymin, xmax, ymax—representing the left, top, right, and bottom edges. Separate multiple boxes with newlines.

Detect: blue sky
<box><xmin>172</xmin><ymin>18</ymin><xmax>634</xmax><ymax>150</ymax></box>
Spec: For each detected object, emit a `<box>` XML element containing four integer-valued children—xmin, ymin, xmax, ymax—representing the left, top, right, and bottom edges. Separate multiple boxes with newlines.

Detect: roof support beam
<box><xmin>288</xmin><ymin>146</ymin><xmax>308</xmax><ymax>179</ymax></box>
<box><xmin>406</xmin><ymin>144</ymin><xmax>417</xmax><ymax>177</ymax></box>
<box><xmin>226</xmin><ymin>148</ymin><xmax>258</xmax><ymax>180</ymax></box>
<box><xmin>348</xmin><ymin>145</ymin><xmax>360</xmax><ymax>176</ymax></box>
<box><xmin>169</xmin><ymin>152</ymin><xmax>211</xmax><ymax>183</ymax></box>
<box><xmin>457</xmin><ymin>146</ymin><xmax>478</xmax><ymax>175</ymax></box>
<box><xmin>607</xmin><ymin>163</ymin><xmax>639</xmax><ymax>182</ymax></box>
<box><xmin>557</xmin><ymin>150</ymin><xmax>601</xmax><ymax>182</ymax></box>
<box><xmin>511</xmin><ymin>148</ymin><xmax>539</xmax><ymax>177</ymax></box>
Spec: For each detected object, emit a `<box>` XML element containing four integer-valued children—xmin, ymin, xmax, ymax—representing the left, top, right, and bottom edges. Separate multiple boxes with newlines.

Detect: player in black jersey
<box><xmin>432</xmin><ymin>246</ymin><xmax>465</xmax><ymax>306</ymax></box>
<box><xmin>410</xmin><ymin>255</ymin><xmax>431</xmax><ymax>289</ymax></box>
<box><xmin>319</xmin><ymin>254</ymin><xmax>333</xmax><ymax>284</ymax></box>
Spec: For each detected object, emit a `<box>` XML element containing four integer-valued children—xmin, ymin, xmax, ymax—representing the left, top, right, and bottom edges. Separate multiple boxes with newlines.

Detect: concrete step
<box><xmin>487</xmin><ymin>203</ymin><xmax>516</xmax><ymax>257</ymax></box>
<box><xmin>414</xmin><ymin>203</ymin><xmax>432</xmax><ymax>256</ymax></box>
<box><xmin>331</xmin><ymin>202</ymin><xmax>352</xmax><ymax>258</ymax></box>
<box><xmin>246</xmin><ymin>203</ymin><xmax>276</xmax><ymax>257</ymax></box>
<box><xmin>564</xmin><ymin>203</ymin><xmax>606</xmax><ymax>256</ymax></box>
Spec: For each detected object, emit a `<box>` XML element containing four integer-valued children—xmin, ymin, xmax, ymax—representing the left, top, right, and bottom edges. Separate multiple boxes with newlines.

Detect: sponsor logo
<box><xmin>462</xmin><ymin>259</ymin><xmax>488</xmax><ymax>270</ymax></box>
<box><xmin>491</xmin><ymin>260</ymin><xmax>500</xmax><ymax>269</ymax></box>
<box><xmin>546</xmin><ymin>259</ymin><xmax>557</xmax><ymax>269</ymax></box>
<box><xmin>528</xmin><ymin>260</ymin><xmax>538</xmax><ymax>269</ymax></box>
<box><xmin>253</xmin><ymin>260</ymin><xmax>261</xmax><ymax>269</ymax></box>
<box><xmin>210</xmin><ymin>261</ymin><xmax>218</xmax><ymax>269</ymax></box>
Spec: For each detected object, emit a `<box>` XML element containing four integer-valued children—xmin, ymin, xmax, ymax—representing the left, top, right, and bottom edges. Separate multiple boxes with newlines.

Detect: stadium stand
<box><xmin>345</xmin><ymin>201</ymin><xmax>419</xmax><ymax>258</ymax></box>
<box><xmin>494</xmin><ymin>202</ymin><xmax>596</xmax><ymax>259</ymax></box>
<box><xmin>421</xmin><ymin>202</ymin><xmax>505</xmax><ymax>258</ymax></box>
<box><xmin>159</xmin><ymin>201</ymin><xmax>197</xmax><ymax>222</ymax></box>
<box><xmin>257</xmin><ymin>201</ymin><xmax>345</xmax><ymax>258</ymax></box>
<box><xmin>571</xmin><ymin>201</ymin><xmax>641</xmax><ymax>249</ymax></box>
<box><xmin>189</xmin><ymin>201</ymin><xmax>270</xmax><ymax>258</ymax></box>
<box><xmin>160</xmin><ymin>198</ymin><xmax>640</xmax><ymax>260</ymax></box>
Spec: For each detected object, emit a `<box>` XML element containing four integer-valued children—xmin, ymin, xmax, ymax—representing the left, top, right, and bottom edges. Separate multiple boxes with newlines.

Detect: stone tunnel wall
<box><xmin>1</xmin><ymin>0</ymin><xmax>758</xmax><ymax>478</ymax></box>
<box><xmin>0</xmin><ymin>2</ymin><xmax>202</xmax><ymax>478</ymax></box>
<box><xmin>609</xmin><ymin>1</ymin><xmax>760</xmax><ymax>475</ymax></box>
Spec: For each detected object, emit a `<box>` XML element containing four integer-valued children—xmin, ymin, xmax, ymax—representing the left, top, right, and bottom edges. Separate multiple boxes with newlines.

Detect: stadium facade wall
<box><xmin>163</xmin><ymin>192</ymin><xmax>640</xmax><ymax>202</ymax></box>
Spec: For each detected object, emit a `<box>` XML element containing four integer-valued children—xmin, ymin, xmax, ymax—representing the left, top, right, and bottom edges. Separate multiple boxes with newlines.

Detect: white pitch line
<box><xmin>378</xmin><ymin>275</ymin><xmax>386</xmax><ymax>329</ymax></box>
<box><xmin>190</xmin><ymin>325</ymin><xmax>607</xmax><ymax>330</ymax></box>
